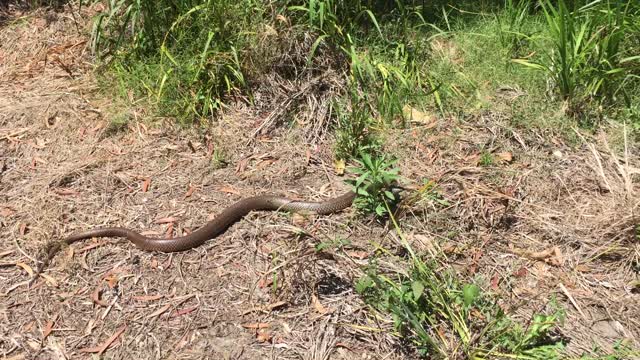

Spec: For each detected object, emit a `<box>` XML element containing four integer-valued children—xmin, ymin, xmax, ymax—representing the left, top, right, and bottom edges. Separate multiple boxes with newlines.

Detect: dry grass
<box><xmin>1</xmin><ymin>4</ymin><xmax>638</xmax><ymax>360</ymax></box>
<box><xmin>386</xmin><ymin>109</ymin><xmax>639</xmax><ymax>356</ymax></box>
<box><xmin>0</xmin><ymin>6</ymin><xmax>397</xmax><ymax>360</ymax></box>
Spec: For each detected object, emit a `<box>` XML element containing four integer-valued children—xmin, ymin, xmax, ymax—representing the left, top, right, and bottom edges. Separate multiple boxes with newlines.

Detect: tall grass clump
<box><xmin>497</xmin><ymin>0</ymin><xmax>537</xmax><ymax>58</ymax></box>
<box><xmin>92</xmin><ymin>0</ymin><xmax>444</xmax><ymax>129</ymax></box>
<box><xmin>515</xmin><ymin>0</ymin><xmax>640</xmax><ymax>120</ymax></box>
<box><xmin>289</xmin><ymin>0</ymin><xmax>444</xmax><ymax>139</ymax></box>
<box><xmin>92</xmin><ymin>0</ymin><xmax>265</xmax><ymax>121</ymax></box>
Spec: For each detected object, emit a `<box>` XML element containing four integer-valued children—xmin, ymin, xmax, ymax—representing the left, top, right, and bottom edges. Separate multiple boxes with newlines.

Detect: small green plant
<box><xmin>346</xmin><ymin>153</ymin><xmax>400</xmax><ymax>217</ymax></box>
<box><xmin>479</xmin><ymin>151</ymin><xmax>494</xmax><ymax>167</ymax></box>
<box><xmin>414</xmin><ymin>179</ymin><xmax>450</xmax><ymax>207</ymax></box>
<box><xmin>574</xmin><ymin>340</ymin><xmax>640</xmax><ymax>360</ymax></box>
<box><xmin>334</xmin><ymin>92</ymin><xmax>381</xmax><ymax>160</ymax></box>
<box><xmin>103</xmin><ymin>113</ymin><xmax>129</xmax><ymax>136</ymax></box>
<box><xmin>315</xmin><ymin>237</ymin><xmax>351</xmax><ymax>252</ymax></box>
<box><xmin>210</xmin><ymin>148</ymin><xmax>228</xmax><ymax>170</ymax></box>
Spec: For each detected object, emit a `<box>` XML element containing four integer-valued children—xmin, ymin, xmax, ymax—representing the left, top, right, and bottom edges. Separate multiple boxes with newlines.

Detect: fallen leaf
<box><xmin>40</xmin><ymin>273</ymin><xmax>58</xmax><ymax>287</ymax></box>
<box><xmin>154</xmin><ymin>216</ymin><xmax>177</xmax><ymax>224</ymax></box>
<box><xmin>258</xmin><ymin>277</ymin><xmax>274</xmax><ymax>289</ymax></box>
<box><xmin>79</xmin><ymin>325</ymin><xmax>126</xmax><ymax>355</ymax></box>
<box><xmin>575</xmin><ymin>264</ymin><xmax>590</xmax><ymax>273</ymax></box>
<box><xmin>141</xmin><ymin>178</ymin><xmax>151</xmax><ymax>192</ymax></box>
<box><xmin>172</xmin><ymin>305</ymin><xmax>199</xmax><ymax>318</ymax></box>
<box><xmin>256</xmin><ymin>330</ymin><xmax>272</xmax><ymax>343</ymax></box>
<box><xmin>132</xmin><ymin>294</ymin><xmax>163</xmax><ymax>302</ymax></box>
<box><xmin>402</xmin><ymin>105</ymin><xmax>436</xmax><ymax>125</ymax></box>
<box><xmin>553</xmin><ymin>247</ymin><xmax>564</xmax><ymax>266</ymax></box>
<box><xmin>0</xmin><ymin>207</ymin><xmax>16</xmax><ymax>217</ymax></box>
<box><xmin>346</xmin><ymin>250</ymin><xmax>369</xmax><ymax>260</ymax></box>
<box><xmin>335</xmin><ymin>342</ymin><xmax>353</xmax><ymax>350</ymax></box>
<box><xmin>147</xmin><ymin>304</ymin><xmax>171</xmax><ymax>319</ymax></box>
<box><xmin>513</xmin><ymin>267</ymin><xmax>528</xmax><ymax>278</ymax></box>
<box><xmin>242</xmin><ymin>301</ymin><xmax>288</xmax><ymax>315</ymax></box>
<box><xmin>34</xmin><ymin>138</ymin><xmax>46</xmax><ymax>148</ymax></box>
<box><xmin>236</xmin><ymin>157</ymin><xmax>250</xmax><ymax>173</ymax></box>
<box><xmin>183</xmin><ymin>185</ymin><xmax>196</xmax><ymax>199</ymax></box>
<box><xmin>23</xmin><ymin>320</ymin><xmax>36</xmax><ymax>333</ymax></box>
<box><xmin>305</xmin><ymin>149</ymin><xmax>311</xmax><ymax>164</ymax></box>
<box><xmin>256</xmin><ymin>157</ymin><xmax>277</xmax><ymax>168</ymax></box>
<box><xmin>78</xmin><ymin>241</ymin><xmax>105</xmax><ymax>253</ymax></box>
<box><xmin>53</xmin><ymin>188</ymin><xmax>79</xmax><ymax>196</ymax></box>
<box><xmin>104</xmin><ymin>274</ymin><xmax>119</xmax><ymax>289</ymax></box>
<box><xmin>16</xmin><ymin>262</ymin><xmax>33</xmax><ymax>276</ymax></box>
<box><xmin>42</xmin><ymin>314</ymin><xmax>59</xmax><ymax>340</ymax></box>
<box><xmin>84</xmin><ymin>318</ymin><xmax>96</xmax><ymax>336</ymax></box>
<box><xmin>490</xmin><ymin>274</ymin><xmax>500</xmax><ymax>290</ymax></box>
<box><xmin>165</xmin><ymin>223</ymin><xmax>174</xmax><ymax>238</ymax></box>
<box><xmin>291</xmin><ymin>213</ymin><xmax>308</xmax><ymax>226</ymax></box>
<box><xmin>496</xmin><ymin>152</ymin><xmax>513</xmax><ymax>163</ymax></box>
<box><xmin>312</xmin><ymin>295</ymin><xmax>328</xmax><ymax>314</ymax></box>
<box><xmin>19</xmin><ymin>223</ymin><xmax>28</xmax><ymax>235</ymax></box>
<box><xmin>242</xmin><ymin>323</ymin><xmax>270</xmax><ymax>329</ymax></box>
<box><xmin>512</xmin><ymin>246</ymin><xmax>563</xmax><ymax>266</ymax></box>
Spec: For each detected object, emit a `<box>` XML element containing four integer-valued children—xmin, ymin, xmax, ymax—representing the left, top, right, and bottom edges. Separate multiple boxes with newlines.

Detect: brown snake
<box><xmin>33</xmin><ymin>191</ymin><xmax>356</xmax><ymax>281</ymax></box>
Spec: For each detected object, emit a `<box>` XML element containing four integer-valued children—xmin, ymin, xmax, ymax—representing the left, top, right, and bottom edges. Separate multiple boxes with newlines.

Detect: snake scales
<box><xmin>34</xmin><ymin>190</ymin><xmax>356</xmax><ymax>279</ymax></box>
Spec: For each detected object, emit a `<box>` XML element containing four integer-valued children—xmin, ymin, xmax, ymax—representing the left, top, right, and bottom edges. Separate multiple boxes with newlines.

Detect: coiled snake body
<box><xmin>35</xmin><ymin>191</ymin><xmax>356</xmax><ymax>279</ymax></box>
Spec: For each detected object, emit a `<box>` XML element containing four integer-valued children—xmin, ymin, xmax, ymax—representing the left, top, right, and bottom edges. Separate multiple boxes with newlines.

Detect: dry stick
<box><xmin>559</xmin><ymin>283</ymin><xmax>587</xmax><ymax>320</ymax></box>
<box><xmin>573</xmin><ymin>128</ymin><xmax>612</xmax><ymax>192</ymax></box>
<box><xmin>554</xmin><ymin>174</ymin><xmax>579</xmax><ymax>207</ymax></box>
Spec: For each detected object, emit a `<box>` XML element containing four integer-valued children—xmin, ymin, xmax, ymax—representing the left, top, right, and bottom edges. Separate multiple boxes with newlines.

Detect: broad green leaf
<box><xmin>462</xmin><ymin>284</ymin><xmax>480</xmax><ymax>307</ymax></box>
<box><xmin>412</xmin><ymin>281</ymin><xmax>425</xmax><ymax>300</ymax></box>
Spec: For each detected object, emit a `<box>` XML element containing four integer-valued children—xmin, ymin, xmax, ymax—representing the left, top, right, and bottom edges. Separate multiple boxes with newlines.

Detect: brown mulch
<box><xmin>1</xmin><ymin>4</ymin><xmax>638</xmax><ymax>360</ymax></box>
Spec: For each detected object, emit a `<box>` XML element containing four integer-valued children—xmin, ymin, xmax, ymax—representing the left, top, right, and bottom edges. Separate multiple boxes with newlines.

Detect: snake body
<box><xmin>36</xmin><ymin>191</ymin><xmax>356</xmax><ymax>277</ymax></box>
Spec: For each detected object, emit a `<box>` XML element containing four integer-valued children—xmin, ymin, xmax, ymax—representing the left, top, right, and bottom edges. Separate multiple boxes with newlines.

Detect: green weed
<box><xmin>315</xmin><ymin>237</ymin><xmax>351</xmax><ymax>252</ymax></box>
<box><xmin>479</xmin><ymin>151</ymin><xmax>494</xmax><ymax>167</ymax></box>
<box><xmin>103</xmin><ymin>113</ymin><xmax>129</xmax><ymax>136</ymax></box>
<box><xmin>210</xmin><ymin>148</ymin><xmax>227</xmax><ymax>170</ymax></box>
<box><xmin>356</xmin><ymin>206</ymin><xmax>566</xmax><ymax>359</ymax></box>
<box><xmin>573</xmin><ymin>340</ymin><xmax>640</xmax><ymax>360</ymax></box>
<box><xmin>346</xmin><ymin>152</ymin><xmax>400</xmax><ymax>217</ymax></box>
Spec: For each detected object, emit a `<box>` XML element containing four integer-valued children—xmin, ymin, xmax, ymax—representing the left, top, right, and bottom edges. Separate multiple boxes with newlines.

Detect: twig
<box><xmin>559</xmin><ymin>283</ymin><xmax>587</xmax><ymax>320</ymax></box>
<box><xmin>574</xmin><ymin>128</ymin><xmax>611</xmax><ymax>192</ymax></box>
<box><xmin>13</xmin><ymin>235</ymin><xmax>36</xmax><ymax>263</ymax></box>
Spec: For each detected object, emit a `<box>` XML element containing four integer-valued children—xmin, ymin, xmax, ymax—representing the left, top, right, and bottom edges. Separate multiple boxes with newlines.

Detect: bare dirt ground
<box><xmin>1</xmin><ymin>5</ymin><xmax>639</xmax><ymax>360</ymax></box>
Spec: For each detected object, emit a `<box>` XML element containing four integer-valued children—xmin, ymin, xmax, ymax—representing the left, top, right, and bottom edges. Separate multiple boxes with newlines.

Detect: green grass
<box><xmin>514</xmin><ymin>0</ymin><xmax>640</xmax><ymax>121</ymax></box>
<box><xmin>92</xmin><ymin>0</ymin><xmax>263</xmax><ymax>122</ymax></box>
<box><xmin>356</xmin><ymin>209</ymin><xmax>566</xmax><ymax>359</ymax></box>
<box><xmin>572</xmin><ymin>341</ymin><xmax>640</xmax><ymax>360</ymax></box>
